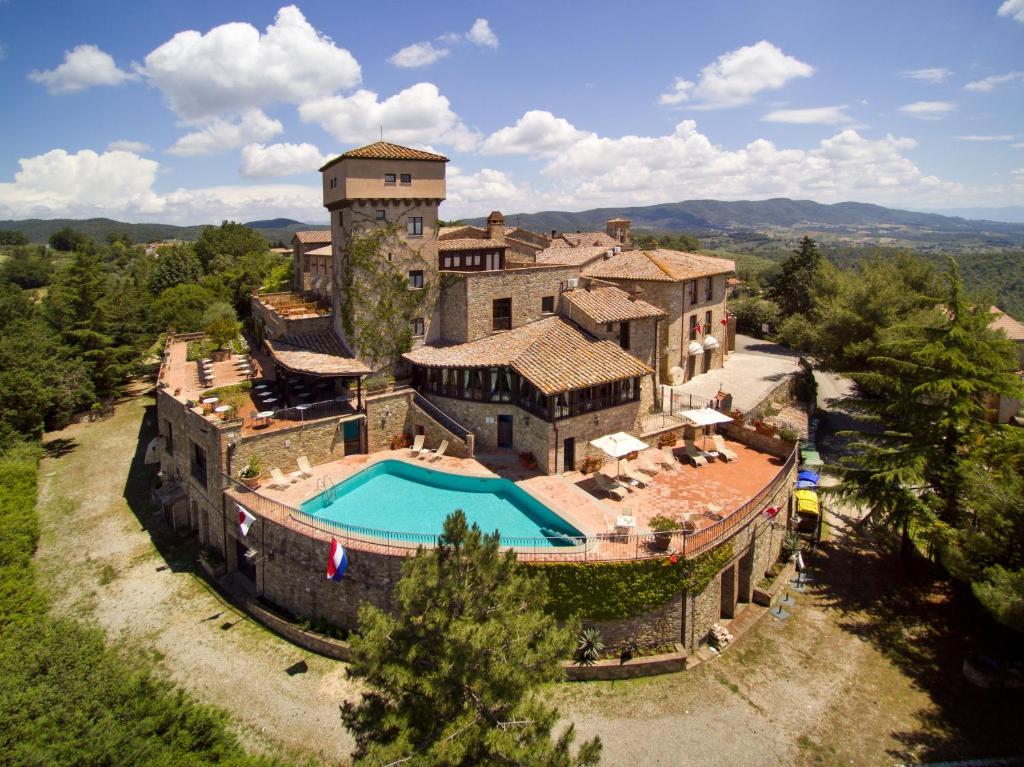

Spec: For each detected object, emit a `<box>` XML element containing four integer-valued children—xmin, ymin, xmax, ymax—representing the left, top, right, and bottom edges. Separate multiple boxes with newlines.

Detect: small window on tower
<box><xmin>407</xmin><ymin>217</ymin><xmax>423</xmax><ymax>236</ymax></box>
<box><xmin>376</xmin><ymin>210</ymin><xmax>386</xmax><ymax>220</ymax></box>
<box><xmin>387</xmin><ymin>252</ymin><xmax>393</xmax><ymax>262</ymax></box>
<box><xmin>541</xmin><ymin>296</ymin><xmax>554</xmax><ymax>314</ymax></box>
<box><xmin>384</xmin><ymin>173</ymin><xmax>397</xmax><ymax>185</ymax></box>
<box><xmin>409</xmin><ymin>270</ymin><xmax>424</xmax><ymax>289</ymax></box>
<box><xmin>411</xmin><ymin>317</ymin><xmax>424</xmax><ymax>336</ymax></box>
<box><xmin>400</xmin><ymin>173</ymin><xmax>412</xmax><ymax>184</ymax></box>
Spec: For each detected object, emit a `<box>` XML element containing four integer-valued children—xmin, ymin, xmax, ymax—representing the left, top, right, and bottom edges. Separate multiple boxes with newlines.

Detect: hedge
<box><xmin>536</xmin><ymin>546</ymin><xmax>733</xmax><ymax>621</ymax></box>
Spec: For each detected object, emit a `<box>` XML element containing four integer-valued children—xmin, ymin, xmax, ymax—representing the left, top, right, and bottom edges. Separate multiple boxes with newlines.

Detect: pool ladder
<box><xmin>316</xmin><ymin>476</ymin><xmax>336</xmax><ymax>504</ymax></box>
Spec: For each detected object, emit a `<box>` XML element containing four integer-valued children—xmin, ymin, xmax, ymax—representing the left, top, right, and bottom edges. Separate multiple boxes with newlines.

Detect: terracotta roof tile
<box><xmin>562</xmin><ymin>286</ymin><xmax>666</xmax><ymax>324</ymax></box>
<box><xmin>305</xmin><ymin>244</ymin><xmax>332</xmax><ymax>256</ymax></box>
<box><xmin>990</xmin><ymin>306</ymin><xmax>1024</xmax><ymax>341</ymax></box>
<box><xmin>320</xmin><ymin>141</ymin><xmax>449</xmax><ymax>170</ymax></box>
<box><xmin>265</xmin><ymin>331</ymin><xmax>371</xmax><ymax>377</ymax></box>
<box><xmin>438</xmin><ymin>238</ymin><xmax>505</xmax><ymax>252</ymax></box>
<box><xmin>557</xmin><ymin>231</ymin><xmax>620</xmax><ymax>248</ymax></box>
<box><xmin>582</xmin><ymin>249</ymin><xmax>735</xmax><ymax>282</ymax></box>
<box><xmin>403</xmin><ymin>316</ymin><xmax>651</xmax><ymax>395</ymax></box>
<box><xmin>438</xmin><ymin>225</ymin><xmax>487</xmax><ymax>240</ymax></box>
<box><xmin>535</xmin><ymin>245</ymin><xmax>610</xmax><ymax>266</ymax></box>
<box><xmin>292</xmin><ymin>230</ymin><xmax>331</xmax><ymax>244</ymax></box>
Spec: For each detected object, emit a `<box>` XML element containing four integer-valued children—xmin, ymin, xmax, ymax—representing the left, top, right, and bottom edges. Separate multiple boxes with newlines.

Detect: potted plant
<box><xmin>755</xmin><ymin>420</ymin><xmax>777</xmax><ymax>437</ymax></box>
<box><xmin>239</xmin><ymin>456</ymin><xmax>262</xmax><ymax>489</ymax></box>
<box><xmin>573</xmin><ymin>627</ymin><xmax>605</xmax><ymax>667</ymax></box>
<box><xmin>518</xmin><ymin>451</ymin><xmax>537</xmax><ymax>470</ymax></box>
<box><xmin>778</xmin><ymin>426</ymin><xmax>799</xmax><ymax>444</ymax></box>
<box><xmin>389</xmin><ymin>433</ymin><xmax>411</xmax><ymax>450</ymax></box>
<box><xmin>581</xmin><ymin>455</ymin><xmax>603</xmax><ymax>474</ymax></box>
<box><xmin>648</xmin><ymin>514</ymin><xmax>681</xmax><ymax>552</ymax></box>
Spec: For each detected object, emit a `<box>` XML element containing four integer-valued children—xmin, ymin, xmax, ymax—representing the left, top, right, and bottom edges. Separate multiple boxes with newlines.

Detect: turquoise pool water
<box><xmin>300</xmin><ymin>459</ymin><xmax>584</xmax><ymax>547</ymax></box>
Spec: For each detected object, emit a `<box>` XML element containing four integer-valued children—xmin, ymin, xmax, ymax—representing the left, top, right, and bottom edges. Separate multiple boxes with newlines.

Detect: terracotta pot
<box><xmin>651</xmin><ymin>532</ymin><xmax>673</xmax><ymax>551</ymax></box>
<box><xmin>211</xmin><ymin>348</ymin><xmax>231</xmax><ymax>362</ymax></box>
<box><xmin>240</xmin><ymin>474</ymin><xmax>261</xmax><ymax>489</ymax></box>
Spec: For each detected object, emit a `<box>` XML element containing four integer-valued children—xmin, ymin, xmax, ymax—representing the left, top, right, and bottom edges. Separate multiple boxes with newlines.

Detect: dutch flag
<box><xmin>326</xmin><ymin>539</ymin><xmax>348</xmax><ymax>581</ymax></box>
<box><xmin>237</xmin><ymin>503</ymin><xmax>255</xmax><ymax>536</ymax></box>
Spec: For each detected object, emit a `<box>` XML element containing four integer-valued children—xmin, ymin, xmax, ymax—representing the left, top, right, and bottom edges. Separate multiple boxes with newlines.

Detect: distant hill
<box><xmin>922</xmin><ymin>206</ymin><xmax>1024</xmax><ymax>225</ymax></box>
<box><xmin>0</xmin><ymin>217</ymin><xmax>328</xmax><ymax>246</ymax></box>
<box><xmin>466</xmin><ymin>198</ymin><xmax>1024</xmax><ymax>248</ymax></box>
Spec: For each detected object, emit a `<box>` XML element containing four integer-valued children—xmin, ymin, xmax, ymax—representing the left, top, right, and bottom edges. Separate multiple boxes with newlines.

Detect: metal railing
<box><xmin>222</xmin><ymin>445</ymin><xmax>798</xmax><ymax>563</ymax></box>
<box><xmin>412</xmin><ymin>392</ymin><xmax>473</xmax><ymax>441</ymax></box>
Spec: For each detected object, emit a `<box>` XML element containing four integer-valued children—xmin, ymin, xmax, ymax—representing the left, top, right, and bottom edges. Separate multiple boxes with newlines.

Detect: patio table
<box><xmin>201</xmin><ymin>396</ymin><xmax>218</xmax><ymax>413</ymax></box>
<box><xmin>214</xmin><ymin>405</ymin><xmax>232</xmax><ymax>420</ymax></box>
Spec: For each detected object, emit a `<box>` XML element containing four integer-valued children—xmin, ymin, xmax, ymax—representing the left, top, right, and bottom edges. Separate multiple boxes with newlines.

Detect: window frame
<box><xmin>407</xmin><ymin>217</ymin><xmax>423</xmax><ymax>236</ymax></box>
<box><xmin>384</xmin><ymin>173</ymin><xmax>397</xmax><ymax>185</ymax></box>
<box><xmin>411</xmin><ymin>317</ymin><xmax>425</xmax><ymax>337</ymax></box>
<box><xmin>408</xmin><ymin>270</ymin><xmax>424</xmax><ymax>289</ymax></box>
<box><xmin>541</xmin><ymin>295</ymin><xmax>555</xmax><ymax>314</ymax></box>
<box><xmin>399</xmin><ymin>173</ymin><xmax>412</xmax><ymax>185</ymax></box>
<box><xmin>705</xmin><ymin>276</ymin><xmax>713</xmax><ymax>301</ymax></box>
<box><xmin>689</xmin><ymin>314</ymin><xmax>698</xmax><ymax>340</ymax></box>
<box><xmin>376</xmin><ymin>209</ymin><xmax>386</xmax><ymax>220</ymax></box>
<box><xmin>492</xmin><ymin>297</ymin><xmax>512</xmax><ymax>331</ymax></box>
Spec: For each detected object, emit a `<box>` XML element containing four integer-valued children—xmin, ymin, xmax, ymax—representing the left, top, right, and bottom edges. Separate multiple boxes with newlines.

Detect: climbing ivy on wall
<box><xmin>535</xmin><ymin>547</ymin><xmax>733</xmax><ymax>621</ymax></box>
<box><xmin>339</xmin><ymin>225</ymin><xmax>436</xmax><ymax>372</ymax></box>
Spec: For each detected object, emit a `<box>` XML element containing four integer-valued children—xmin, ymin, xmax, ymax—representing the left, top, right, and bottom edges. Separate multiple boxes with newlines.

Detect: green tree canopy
<box><xmin>769</xmin><ymin>235</ymin><xmax>823</xmax><ymax>317</ymax></box>
<box><xmin>0</xmin><ymin>246</ymin><xmax>52</xmax><ymax>289</ymax></box>
<box><xmin>202</xmin><ymin>301</ymin><xmax>240</xmax><ymax>350</ymax></box>
<box><xmin>341</xmin><ymin>511</ymin><xmax>601</xmax><ymax>766</ymax></box>
<box><xmin>0</xmin><ymin>230</ymin><xmax>29</xmax><ymax>246</ymax></box>
<box><xmin>193</xmin><ymin>221</ymin><xmax>268</xmax><ymax>271</ymax></box>
<box><xmin>47</xmin><ymin>227</ymin><xmax>89</xmax><ymax>252</ymax></box>
<box><xmin>149</xmin><ymin>243</ymin><xmax>203</xmax><ymax>294</ymax></box>
<box><xmin>152</xmin><ymin>284</ymin><xmax>217</xmax><ymax>333</ymax></box>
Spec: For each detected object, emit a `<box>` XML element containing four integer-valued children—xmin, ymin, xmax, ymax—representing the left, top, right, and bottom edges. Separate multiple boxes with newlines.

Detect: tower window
<box><xmin>328</xmin><ymin>177</ymin><xmax>337</xmax><ymax>189</ymax></box>
<box><xmin>384</xmin><ymin>173</ymin><xmax>397</xmax><ymax>185</ymax></box>
<box><xmin>407</xmin><ymin>217</ymin><xmax>423</xmax><ymax>236</ymax></box>
<box><xmin>409</xmin><ymin>270</ymin><xmax>424</xmax><ymax>289</ymax></box>
<box><xmin>400</xmin><ymin>173</ymin><xmax>412</xmax><ymax>184</ymax></box>
<box><xmin>705</xmin><ymin>277</ymin><xmax>713</xmax><ymax>301</ymax></box>
<box><xmin>541</xmin><ymin>296</ymin><xmax>554</xmax><ymax>314</ymax></box>
<box><xmin>493</xmin><ymin>298</ymin><xmax>512</xmax><ymax>331</ymax></box>
<box><xmin>411</xmin><ymin>317</ymin><xmax>424</xmax><ymax>336</ymax></box>
<box><xmin>376</xmin><ymin>210</ymin><xmax>386</xmax><ymax>220</ymax></box>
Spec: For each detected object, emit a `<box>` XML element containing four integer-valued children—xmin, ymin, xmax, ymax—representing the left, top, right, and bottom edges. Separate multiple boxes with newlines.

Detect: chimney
<box><xmin>605</xmin><ymin>249</ymin><xmax>614</xmax><ymax>259</ymax></box>
<box><xmin>551</xmin><ymin>229</ymin><xmax>557</xmax><ymax>239</ymax></box>
<box><xmin>486</xmin><ymin>211</ymin><xmax>505</xmax><ymax>244</ymax></box>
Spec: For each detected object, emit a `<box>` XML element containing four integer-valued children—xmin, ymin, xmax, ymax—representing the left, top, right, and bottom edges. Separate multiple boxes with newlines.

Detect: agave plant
<box><xmin>574</xmin><ymin>627</ymin><xmax>605</xmax><ymax>667</ymax></box>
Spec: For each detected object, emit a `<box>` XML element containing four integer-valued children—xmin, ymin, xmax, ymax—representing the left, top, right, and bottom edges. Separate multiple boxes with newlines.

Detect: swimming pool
<box><xmin>299</xmin><ymin>459</ymin><xmax>584</xmax><ymax>547</ymax></box>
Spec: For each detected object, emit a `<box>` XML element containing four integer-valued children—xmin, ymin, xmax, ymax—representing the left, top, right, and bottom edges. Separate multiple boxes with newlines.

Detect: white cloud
<box><xmin>658</xmin><ymin>78</ymin><xmax>695</xmax><ymax>106</ymax></box>
<box><xmin>240</xmin><ymin>142</ymin><xmax>327</xmax><ymax>177</ymax></box>
<box><xmin>482</xmin><ymin>110</ymin><xmax>594</xmax><ymax>156</ymax></box>
<box><xmin>106</xmin><ymin>140</ymin><xmax>152</xmax><ymax>153</ymax></box>
<box><xmin>467</xmin><ymin>18</ymin><xmax>498</xmax><ymax>48</ymax></box>
<box><xmin>954</xmin><ymin>134</ymin><xmax>1016</xmax><ymax>142</ymax></box>
<box><xmin>1013</xmin><ymin>142</ymin><xmax>1024</xmax><ymax>149</ymax></box>
<box><xmin>299</xmin><ymin>82</ymin><xmax>479</xmax><ymax>151</ymax></box>
<box><xmin>901</xmin><ymin>67</ymin><xmax>952</xmax><ymax>84</ymax></box>
<box><xmin>138</xmin><ymin>5</ymin><xmax>361</xmax><ymax>120</ymax></box>
<box><xmin>661</xmin><ymin>41</ymin><xmax>813</xmax><ymax>109</ymax></box>
<box><xmin>28</xmin><ymin>44</ymin><xmax>135</xmax><ymax>94</ymax></box>
<box><xmin>998</xmin><ymin>0</ymin><xmax>1024</xmax><ymax>22</ymax></box>
<box><xmin>761</xmin><ymin>106</ymin><xmax>855</xmax><ymax>125</ymax></box>
<box><xmin>444</xmin><ymin>166</ymin><xmax>531</xmax><ymax>218</ymax></box>
<box><xmin>964</xmin><ymin>71</ymin><xmax>1024</xmax><ymax>92</ymax></box>
<box><xmin>899</xmin><ymin>100</ymin><xmax>956</xmax><ymax>119</ymax></box>
<box><xmin>389</xmin><ymin>41</ymin><xmax>449</xmax><ymax>68</ymax></box>
<box><xmin>167</xmin><ymin>110</ymin><xmax>282</xmax><ymax>156</ymax></box>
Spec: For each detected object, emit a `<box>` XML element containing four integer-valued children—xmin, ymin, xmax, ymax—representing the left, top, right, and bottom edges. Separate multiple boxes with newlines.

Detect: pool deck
<box><xmin>227</xmin><ymin>435</ymin><xmax>787</xmax><ymax>561</ymax></box>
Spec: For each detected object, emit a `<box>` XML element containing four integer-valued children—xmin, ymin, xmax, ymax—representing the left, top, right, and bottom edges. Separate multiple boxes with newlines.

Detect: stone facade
<box><xmin>230</xmin><ymin>416</ymin><xmax>359</xmax><ymax>478</ymax></box>
<box><xmin>251</xmin><ymin>294</ymin><xmax>333</xmax><ymax>342</ymax></box>
<box><xmin>364</xmin><ymin>389</ymin><xmax>412</xmax><ymax>454</ymax></box>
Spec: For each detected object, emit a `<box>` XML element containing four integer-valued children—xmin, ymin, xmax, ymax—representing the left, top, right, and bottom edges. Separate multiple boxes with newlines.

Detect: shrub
<box><xmin>239</xmin><ymin>456</ymin><xmax>261</xmax><ymax>479</ymax></box>
<box><xmin>779</xmin><ymin>426</ymin><xmax>800</xmax><ymax>443</ymax></box>
<box><xmin>648</xmin><ymin>514</ymin><xmax>681</xmax><ymax>533</ymax></box>
<box><xmin>574</xmin><ymin>627</ymin><xmax>605</xmax><ymax>666</ymax></box>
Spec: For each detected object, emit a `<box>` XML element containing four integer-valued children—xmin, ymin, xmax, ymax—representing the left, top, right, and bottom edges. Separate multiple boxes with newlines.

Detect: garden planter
<box><xmin>240</xmin><ymin>474</ymin><xmax>262</xmax><ymax>490</ymax></box>
<box><xmin>210</xmin><ymin>348</ymin><xmax>231</xmax><ymax>362</ymax></box>
<box><xmin>755</xmin><ymin>421</ymin><xmax>777</xmax><ymax>437</ymax></box>
<box><xmin>651</xmin><ymin>532</ymin><xmax>673</xmax><ymax>551</ymax></box>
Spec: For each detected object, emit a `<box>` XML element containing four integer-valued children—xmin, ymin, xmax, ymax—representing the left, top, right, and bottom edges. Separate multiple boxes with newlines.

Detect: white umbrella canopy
<box><xmin>678</xmin><ymin>408</ymin><xmax>734</xmax><ymax>448</ymax></box>
<box><xmin>590</xmin><ymin>431</ymin><xmax>649</xmax><ymax>458</ymax></box>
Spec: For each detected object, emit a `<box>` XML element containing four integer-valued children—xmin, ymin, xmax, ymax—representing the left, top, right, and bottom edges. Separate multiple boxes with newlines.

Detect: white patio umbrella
<box><xmin>590</xmin><ymin>431</ymin><xmax>649</xmax><ymax>475</ymax></box>
<box><xmin>678</xmin><ymin>407</ymin><xmax>733</xmax><ymax>448</ymax></box>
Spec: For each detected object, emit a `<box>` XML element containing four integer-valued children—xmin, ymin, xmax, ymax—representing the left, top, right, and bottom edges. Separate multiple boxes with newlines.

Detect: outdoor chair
<box><xmin>635</xmin><ymin>452</ymin><xmax>662</xmax><ymax>476</ymax></box>
<box><xmin>594</xmin><ymin>472</ymin><xmax>628</xmax><ymax>501</ymax></box>
<box><xmin>409</xmin><ymin>434</ymin><xmax>426</xmax><ymax>456</ymax></box>
<box><xmin>661</xmin><ymin>446</ymin><xmax>683</xmax><ymax>469</ymax></box>
<box><xmin>296</xmin><ymin>455</ymin><xmax>314</xmax><ymax>478</ymax></box>
<box><xmin>428</xmin><ymin>440</ymin><xmax>448</xmax><ymax>462</ymax></box>
<box><xmin>712</xmin><ymin>434</ymin><xmax>738</xmax><ymax>462</ymax></box>
<box><xmin>269</xmin><ymin>467</ymin><xmax>294</xmax><ymax>489</ymax></box>
<box><xmin>619</xmin><ymin>460</ymin><xmax>652</xmax><ymax>488</ymax></box>
<box><xmin>683</xmin><ymin>440</ymin><xmax>708</xmax><ymax>467</ymax></box>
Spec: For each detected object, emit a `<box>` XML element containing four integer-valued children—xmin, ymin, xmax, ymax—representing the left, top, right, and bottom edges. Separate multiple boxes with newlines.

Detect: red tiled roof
<box><xmin>582</xmin><ymin>249</ymin><xmax>735</xmax><ymax>282</ymax></box>
<box><xmin>535</xmin><ymin>245</ymin><xmax>610</xmax><ymax>267</ymax></box>
<box><xmin>557</xmin><ymin>231</ymin><xmax>619</xmax><ymax>248</ymax></box>
<box><xmin>403</xmin><ymin>316</ymin><xmax>651</xmax><ymax>395</ymax></box>
<box><xmin>265</xmin><ymin>331</ymin><xmax>371</xmax><ymax>377</ymax></box>
<box><xmin>562</xmin><ymin>286</ymin><xmax>666</xmax><ymax>324</ymax></box>
<box><xmin>438</xmin><ymin>225</ymin><xmax>487</xmax><ymax>240</ymax></box>
<box><xmin>305</xmin><ymin>244</ymin><xmax>332</xmax><ymax>256</ymax></box>
<box><xmin>990</xmin><ymin>306</ymin><xmax>1024</xmax><ymax>341</ymax></box>
<box><xmin>292</xmin><ymin>230</ymin><xmax>331</xmax><ymax>244</ymax></box>
<box><xmin>319</xmin><ymin>141</ymin><xmax>449</xmax><ymax>170</ymax></box>
<box><xmin>438</xmin><ymin>238</ymin><xmax>505</xmax><ymax>252</ymax></box>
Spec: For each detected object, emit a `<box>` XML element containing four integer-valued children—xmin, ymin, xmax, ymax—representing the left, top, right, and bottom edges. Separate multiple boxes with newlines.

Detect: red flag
<box><xmin>237</xmin><ymin>503</ymin><xmax>255</xmax><ymax>536</ymax></box>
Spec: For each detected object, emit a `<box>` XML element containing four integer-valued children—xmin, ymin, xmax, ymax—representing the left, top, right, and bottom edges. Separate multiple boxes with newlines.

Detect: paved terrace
<box><xmin>157</xmin><ymin>335</ymin><xmax>358</xmax><ymax>437</ymax></box>
<box><xmin>225</xmin><ymin>436</ymin><xmax>792</xmax><ymax>563</ymax></box>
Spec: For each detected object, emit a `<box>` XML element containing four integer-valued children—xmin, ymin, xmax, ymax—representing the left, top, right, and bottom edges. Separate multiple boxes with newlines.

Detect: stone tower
<box><xmin>319</xmin><ymin>141</ymin><xmax>448</xmax><ymax>363</ymax></box>
<box><xmin>606</xmin><ymin>217</ymin><xmax>632</xmax><ymax>247</ymax></box>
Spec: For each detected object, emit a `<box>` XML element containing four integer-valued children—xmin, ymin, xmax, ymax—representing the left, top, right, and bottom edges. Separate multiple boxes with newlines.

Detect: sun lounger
<box><xmin>594</xmin><ymin>472</ymin><xmax>628</xmax><ymax>501</ymax></box>
<box><xmin>269</xmin><ymin>467</ymin><xmax>293</xmax><ymax>489</ymax></box>
<box><xmin>619</xmin><ymin>460</ymin><xmax>652</xmax><ymax>487</ymax></box>
<box><xmin>635</xmin><ymin>452</ymin><xmax>662</xmax><ymax>476</ymax></box>
<box><xmin>428</xmin><ymin>440</ymin><xmax>448</xmax><ymax>462</ymax></box>
<box><xmin>683</xmin><ymin>440</ymin><xmax>708</xmax><ymax>467</ymax></box>
<box><xmin>661</xmin><ymin>446</ymin><xmax>683</xmax><ymax>469</ymax></box>
<box><xmin>409</xmin><ymin>434</ymin><xmax>425</xmax><ymax>456</ymax></box>
<box><xmin>712</xmin><ymin>434</ymin><xmax>738</xmax><ymax>462</ymax></box>
<box><xmin>296</xmin><ymin>455</ymin><xmax>314</xmax><ymax>478</ymax></box>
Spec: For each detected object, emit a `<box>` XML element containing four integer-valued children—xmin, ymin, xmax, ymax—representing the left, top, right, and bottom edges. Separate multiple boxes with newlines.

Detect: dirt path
<box><xmin>35</xmin><ymin>394</ymin><xmax>358</xmax><ymax>765</ymax></box>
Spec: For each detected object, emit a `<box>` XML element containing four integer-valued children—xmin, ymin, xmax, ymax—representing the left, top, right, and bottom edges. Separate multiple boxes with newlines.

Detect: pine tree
<box><xmin>769</xmin><ymin>235</ymin><xmax>823</xmax><ymax>317</ymax></box>
<box><xmin>832</xmin><ymin>260</ymin><xmax>1023</xmax><ymax>557</ymax></box>
<box><xmin>341</xmin><ymin>511</ymin><xmax>602</xmax><ymax>766</ymax></box>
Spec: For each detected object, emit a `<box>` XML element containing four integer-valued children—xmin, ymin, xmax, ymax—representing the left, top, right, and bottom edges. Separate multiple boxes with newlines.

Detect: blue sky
<box><xmin>1</xmin><ymin>0</ymin><xmax>1022</xmax><ymax>224</ymax></box>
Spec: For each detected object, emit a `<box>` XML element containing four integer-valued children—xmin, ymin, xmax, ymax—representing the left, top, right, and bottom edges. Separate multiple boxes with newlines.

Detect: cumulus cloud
<box><xmin>106</xmin><ymin>140</ymin><xmax>152</xmax><ymax>153</ymax></box>
<box><xmin>389</xmin><ymin>41</ymin><xmax>449</xmax><ymax>68</ymax></box>
<box><xmin>761</xmin><ymin>106</ymin><xmax>856</xmax><ymax>125</ymax></box>
<box><xmin>138</xmin><ymin>5</ymin><xmax>361</xmax><ymax>120</ymax></box>
<box><xmin>964</xmin><ymin>71</ymin><xmax>1024</xmax><ymax>92</ymax></box>
<box><xmin>299</xmin><ymin>82</ymin><xmax>478</xmax><ymax>151</ymax></box>
<box><xmin>954</xmin><ymin>134</ymin><xmax>1016</xmax><ymax>142</ymax></box>
<box><xmin>901</xmin><ymin>67</ymin><xmax>952</xmax><ymax>84</ymax></box>
<box><xmin>481</xmin><ymin>110</ymin><xmax>594</xmax><ymax>156</ymax></box>
<box><xmin>240</xmin><ymin>141</ymin><xmax>327</xmax><ymax>177</ymax></box>
<box><xmin>28</xmin><ymin>44</ymin><xmax>136</xmax><ymax>94</ymax></box>
<box><xmin>467</xmin><ymin>18</ymin><xmax>498</xmax><ymax>48</ymax></box>
<box><xmin>660</xmin><ymin>41</ymin><xmax>813</xmax><ymax>109</ymax></box>
<box><xmin>167</xmin><ymin>110</ymin><xmax>283</xmax><ymax>156</ymax></box>
<box><xmin>444</xmin><ymin>166</ymin><xmax>531</xmax><ymax>217</ymax></box>
<box><xmin>899</xmin><ymin>100</ymin><xmax>956</xmax><ymax>119</ymax></box>
<box><xmin>998</xmin><ymin>0</ymin><xmax>1024</xmax><ymax>22</ymax></box>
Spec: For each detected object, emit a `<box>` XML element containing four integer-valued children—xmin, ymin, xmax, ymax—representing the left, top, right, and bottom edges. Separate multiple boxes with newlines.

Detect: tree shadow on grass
<box><xmin>809</xmin><ymin>525</ymin><xmax>1023</xmax><ymax>763</ymax></box>
<box><xmin>42</xmin><ymin>437</ymin><xmax>78</xmax><ymax>458</ymax></box>
<box><xmin>121</xmin><ymin>402</ymin><xmax>197</xmax><ymax>575</ymax></box>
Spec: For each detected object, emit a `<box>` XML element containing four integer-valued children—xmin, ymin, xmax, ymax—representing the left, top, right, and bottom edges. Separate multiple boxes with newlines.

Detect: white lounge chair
<box><xmin>594</xmin><ymin>472</ymin><xmax>628</xmax><ymax>501</ymax></box>
<box><xmin>428</xmin><ymin>440</ymin><xmax>448</xmax><ymax>462</ymax></box>
<box><xmin>661</xmin><ymin>446</ymin><xmax>682</xmax><ymax>469</ymax></box>
<box><xmin>269</xmin><ymin>467</ymin><xmax>293</xmax><ymax>489</ymax></box>
<box><xmin>409</xmin><ymin>434</ymin><xmax>426</xmax><ymax>456</ymax></box>
<box><xmin>635</xmin><ymin>452</ymin><xmax>662</xmax><ymax>476</ymax></box>
<box><xmin>296</xmin><ymin>455</ymin><xmax>314</xmax><ymax>478</ymax></box>
<box><xmin>619</xmin><ymin>460</ymin><xmax>652</xmax><ymax>488</ymax></box>
<box><xmin>712</xmin><ymin>434</ymin><xmax>738</xmax><ymax>462</ymax></box>
<box><xmin>683</xmin><ymin>440</ymin><xmax>708</xmax><ymax>468</ymax></box>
